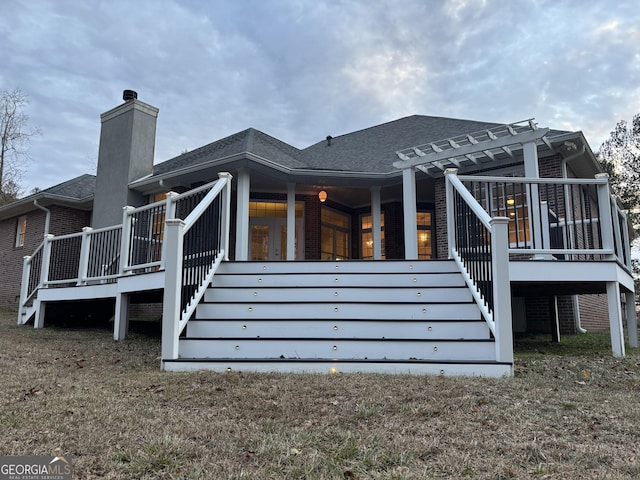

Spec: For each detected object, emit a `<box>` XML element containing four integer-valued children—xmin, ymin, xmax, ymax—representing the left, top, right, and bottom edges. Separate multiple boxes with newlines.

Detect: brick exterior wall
<box><xmin>578</xmin><ymin>294</ymin><xmax>610</xmax><ymax>331</ymax></box>
<box><xmin>0</xmin><ymin>206</ymin><xmax>91</xmax><ymax>309</ymax></box>
<box><xmin>435</xmin><ymin>177</ymin><xmax>447</xmax><ymax>259</ymax></box>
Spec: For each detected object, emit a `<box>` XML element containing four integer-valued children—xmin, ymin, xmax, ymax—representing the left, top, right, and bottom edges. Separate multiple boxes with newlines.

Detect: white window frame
<box><xmin>15</xmin><ymin>215</ymin><xmax>27</xmax><ymax>248</ymax></box>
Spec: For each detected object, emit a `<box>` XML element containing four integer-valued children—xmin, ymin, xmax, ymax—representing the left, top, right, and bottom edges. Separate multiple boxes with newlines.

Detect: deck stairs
<box><xmin>163</xmin><ymin>260</ymin><xmax>513</xmax><ymax>376</ymax></box>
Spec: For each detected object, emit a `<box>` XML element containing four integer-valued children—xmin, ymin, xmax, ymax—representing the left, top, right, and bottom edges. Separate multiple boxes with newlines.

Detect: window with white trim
<box><xmin>15</xmin><ymin>216</ymin><xmax>27</xmax><ymax>247</ymax></box>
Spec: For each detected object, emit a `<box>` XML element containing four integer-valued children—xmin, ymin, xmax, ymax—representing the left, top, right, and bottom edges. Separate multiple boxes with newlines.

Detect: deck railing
<box><xmin>457</xmin><ymin>174</ymin><xmax>631</xmax><ymax>270</ymax></box>
<box><xmin>162</xmin><ymin>172</ymin><xmax>232</xmax><ymax>361</ymax></box>
<box><xmin>18</xmin><ymin>173</ymin><xmax>233</xmax><ymax>326</ymax></box>
<box><xmin>445</xmin><ymin>170</ymin><xmax>513</xmax><ymax>364</ymax></box>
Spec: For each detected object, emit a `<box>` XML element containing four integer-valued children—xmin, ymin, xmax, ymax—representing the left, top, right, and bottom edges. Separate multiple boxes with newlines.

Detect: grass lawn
<box><xmin>0</xmin><ymin>308</ymin><xmax>639</xmax><ymax>479</ymax></box>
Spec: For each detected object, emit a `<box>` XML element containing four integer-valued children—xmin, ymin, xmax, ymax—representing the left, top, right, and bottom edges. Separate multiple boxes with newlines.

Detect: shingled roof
<box><xmin>43</xmin><ymin>173</ymin><xmax>96</xmax><ymax>200</ymax></box>
<box><xmin>149</xmin><ymin>115</ymin><xmax>539</xmax><ymax>178</ymax></box>
<box><xmin>152</xmin><ymin>128</ymin><xmax>306</xmax><ymax>176</ymax></box>
<box><xmin>301</xmin><ymin>115</ymin><xmax>506</xmax><ymax>173</ymax></box>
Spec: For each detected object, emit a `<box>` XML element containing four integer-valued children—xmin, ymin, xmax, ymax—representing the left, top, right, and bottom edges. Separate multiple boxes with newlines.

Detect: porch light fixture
<box><xmin>318</xmin><ymin>190</ymin><xmax>327</xmax><ymax>203</ymax></box>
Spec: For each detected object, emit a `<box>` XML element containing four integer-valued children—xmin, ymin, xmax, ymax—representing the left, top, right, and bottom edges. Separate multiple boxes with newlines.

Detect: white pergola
<box><xmin>393</xmin><ymin>119</ymin><xmax>550</xmax><ymax>259</ymax></box>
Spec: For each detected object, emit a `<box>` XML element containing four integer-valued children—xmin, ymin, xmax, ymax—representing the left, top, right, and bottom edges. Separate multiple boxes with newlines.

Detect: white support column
<box><xmin>490</xmin><ymin>217</ymin><xmax>514</xmax><ymax>366</ymax></box>
<box><xmin>523</xmin><ymin>141</ymin><xmax>544</xmax><ymax>256</ymax></box>
<box><xmin>445</xmin><ymin>169</ymin><xmax>458</xmax><ymax>259</ymax></box>
<box><xmin>161</xmin><ymin>218</ymin><xmax>185</xmax><ymax>365</ymax></box>
<box><xmin>624</xmin><ymin>290</ymin><xmax>638</xmax><ymax>348</ymax></box>
<box><xmin>402</xmin><ymin>167</ymin><xmax>418</xmax><ymax>260</ymax></box>
<box><xmin>114</xmin><ymin>293</ymin><xmax>129</xmax><ymax>341</ymax></box>
<box><xmin>33</xmin><ymin>299</ymin><xmax>45</xmax><ymax>329</ymax></box>
<box><xmin>523</xmin><ymin>141</ymin><xmax>540</xmax><ymax>178</ymax></box>
<box><xmin>606</xmin><ymin>281</ymin><xmax>625</xmax><ymax>357</ymax></box>
<box><xmin>235</xmin><ymin>168</ymin><xmax>250</xmax><ymax>261</ymax></box>
<box><xmin>219</xmin><ymin>172</ymin><xmax>233</xmax><ymax>261</ymax></box>
<box><xmin>286</xmin><ymin>182</ymin><xmax>296</xmax><ymax>261</ymax></box>
<box><xmin>76</xmin><ymin>227</ymin><xmax>93</xmax><ymax>285</ymax></box>
<box><xmin>371</xmin><ymin>186</ymin><xmax>382</xmax><ymax>260</ymax></box>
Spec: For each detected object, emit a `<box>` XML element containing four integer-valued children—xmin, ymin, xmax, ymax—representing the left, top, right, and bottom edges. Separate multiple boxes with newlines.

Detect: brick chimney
<box><xmin>92</xmin><ymin>90</ymin><xmax>159</xmax><ymax>228</ymax></box>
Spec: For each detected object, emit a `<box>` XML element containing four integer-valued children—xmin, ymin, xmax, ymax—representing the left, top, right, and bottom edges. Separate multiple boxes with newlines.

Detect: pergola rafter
<box><xmin>394</xmin><ymin>119</ymin><xmax>550</xmax><ymax>176</ymax></box>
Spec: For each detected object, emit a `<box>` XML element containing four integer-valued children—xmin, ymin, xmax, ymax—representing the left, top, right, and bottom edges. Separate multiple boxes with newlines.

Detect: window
<box><xmin>15</xmin><ymin>216</ymin><xmax>27</xmax><ymax>248</ymax></box>
<box><xmin>321</xmin><ymin>207</ymin><xmax>350</xmax><ymax>260</ymax></box>
<box><xmin>489</xmin><ymin>186</ymin><xmax>530</xmax><ymax>246</ymax></box>
<box><xmin>361</xmin><ymin>213</ymin><xmax>385</xmax><ymax>259</ymax></box>
<box><xmin>417</xmin><ymin>211</ymin><xmax>434</xmax><ymax>259</ymax></box>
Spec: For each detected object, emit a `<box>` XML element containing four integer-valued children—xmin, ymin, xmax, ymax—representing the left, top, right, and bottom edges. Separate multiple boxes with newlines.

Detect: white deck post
<box><xmin>76</xmin><ymin>227</ymin><xmax>92</xmax><ymax>286</ymax></box>
<box><xmin>119</xmin><ymin>206</ymin><xmax>135</xmax><ymax>275</ymax></box>
<box><xmin>235</xmin><ymin>168</ymin><xmax>250</xmax><ymax>261</ymax></box>
<box><xmin>219</xmin><ymin>172</ymin><xmax>233</xmax><ymax>261</ymax></box>
<box><xmin>444</xmin><ymin>169</ymin><xmax>458</xmax><ymax>259</ymax></box>
<box><xmin>18</xmin><ymin>255</ymin><xmax>31</xmax><ymax>324</ymax></box>
<box><xmin>40</xmin><ymin>234</ymin><xmax>54</xmax><ymax>289</ymax></box>
<box><xmin>161</xmin><ymin>218</ymin><xmax>185</xmax><ymax>364</ymax></box>
<box><xmin>371</xmin><ymin>186</ymin><xmax>382</xmax><ymax>260</ymax></box>
<box><xmin>606</xmin><ymin>281</ymin><xmax>625</xmax><ymax>357</ymax></box>
<box><xmin>160</xmin><ymin>192</ymin><xmax>179</xmax><ymax>270</ymax></box>
<box><xmin>286</xmin><ymin>182</ymin><xmax>296</xmax><ymax>261</ymax></box>
<box><xmin>402</xmin><ymin>167</ymin><xmax>418</xmax><ymax>260</ymax></box>
<box><xmin>595</xmin><ymin>174</ymin><xmax>616</xmax><ymax>260</ymax></box>
<box><xmin>114</xmin><ymin>293</ymin><xmax>129</xmax><ymax>341</ymax></box>
<box><xmin>490</xmin><ymin>217</ymin><xmax>513</xmax><ymax>365</ymax></box>
<box><xmin>624</xmin><ymin>290</ymin><xmax>638</xmax><ymax>348</ymax></box>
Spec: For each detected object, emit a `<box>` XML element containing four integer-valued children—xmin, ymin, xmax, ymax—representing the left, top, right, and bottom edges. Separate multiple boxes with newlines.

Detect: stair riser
<box><xmin>204</xmin><ymin>287</ymin><xmax>473</xmax><ymax>303</ymax></box>
<box><xmin>196</xmin><ymin>302</ymin><xmax>481</xmax><ymax>320</ymax></box>
<box><xmin>216</xmin><ymin>261</ymin><xmax>458</xmax><ymax>275</ymax></box>
<box><xmin>186</xmin><ymin>319</ymin><xmax>491</xmax><ymax>340</ymax></box>
<box><xmin>211</xmin><ymin>273</ymin><xmax>466</xmax><ymax>288</ymax></box>
<box><xmin>163</xmin><ymin>360</ymin><xmax>512</xmax><ymax>377</ymax></box>
<box><xmin>178</xmin><ymin>339</ymin><xmax>496</xmax><ymax>361</ymax></box>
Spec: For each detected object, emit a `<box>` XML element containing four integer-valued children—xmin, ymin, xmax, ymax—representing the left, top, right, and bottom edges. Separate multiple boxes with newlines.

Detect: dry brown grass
<box><xmin>0</xmin><ymin>308</ymin><xmax>639</xmax><ymax>479</ymax></box>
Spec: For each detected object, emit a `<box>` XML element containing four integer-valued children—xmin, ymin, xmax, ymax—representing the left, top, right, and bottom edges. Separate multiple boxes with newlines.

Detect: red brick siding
<box><xmin>435</xmin><ymin>177</ymin><xmax>447</xmax><ymax>259</ymax></box>
<box><xmin>0</xmin><ymin>207</ymin><xmax>90</xmax><ymax>309</ymax></box>
<box><xmin>577</xmin><ymin>294</ymin><xmax>609</xmax><ymax>331</ymax></box>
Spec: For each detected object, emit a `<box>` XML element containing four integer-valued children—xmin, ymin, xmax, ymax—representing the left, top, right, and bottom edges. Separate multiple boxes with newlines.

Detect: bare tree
<box><xmin>0</xmin><ymin>88</ymin><xmax>41</xmax><ymax>203</ymax></box>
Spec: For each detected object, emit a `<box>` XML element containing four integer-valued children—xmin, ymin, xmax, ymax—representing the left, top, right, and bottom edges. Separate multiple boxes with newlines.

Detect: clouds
<box><xmin>1</xmin><ymin>0</ymin><xmax>639</xmax><ymax>193</ymax></box>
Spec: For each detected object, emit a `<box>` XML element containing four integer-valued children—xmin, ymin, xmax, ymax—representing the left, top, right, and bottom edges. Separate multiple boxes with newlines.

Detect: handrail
<box><xmin>162</xmin><ymin>172</ymin><xmax>232</xmax><ymax>362</ymax></box>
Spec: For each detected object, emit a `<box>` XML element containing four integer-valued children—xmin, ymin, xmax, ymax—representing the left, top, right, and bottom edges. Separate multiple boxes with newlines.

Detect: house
<box><xmin>4</xmin><ymin>90</ymin><xmax>637</xmax><ymax>377</ymax></box>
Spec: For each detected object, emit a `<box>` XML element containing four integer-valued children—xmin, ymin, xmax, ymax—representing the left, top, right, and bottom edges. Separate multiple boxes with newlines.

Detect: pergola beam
<box><xmin>393</xmin><ymin>127</ymin><xmax>550</xmax><ymax>170</ymax></box>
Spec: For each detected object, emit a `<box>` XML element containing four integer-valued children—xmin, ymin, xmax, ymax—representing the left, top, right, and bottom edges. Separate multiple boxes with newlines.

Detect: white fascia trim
<box><xmin>130</xmin><ymin>152</ymin><xmax>400</xmax><ymax>190</ymax></box>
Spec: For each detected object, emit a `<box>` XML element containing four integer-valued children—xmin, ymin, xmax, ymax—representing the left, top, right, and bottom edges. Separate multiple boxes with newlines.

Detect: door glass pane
<box><xmin>251</xmin><ymin>225</ymin><xmax>269</xmax><ymax>260</ymax></box>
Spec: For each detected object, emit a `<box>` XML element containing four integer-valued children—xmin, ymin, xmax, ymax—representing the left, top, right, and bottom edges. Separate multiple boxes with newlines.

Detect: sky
<box><xmin>1</xmin><ymin>0</ymin><xmax>639</xmax><ymax>194</ymax></box>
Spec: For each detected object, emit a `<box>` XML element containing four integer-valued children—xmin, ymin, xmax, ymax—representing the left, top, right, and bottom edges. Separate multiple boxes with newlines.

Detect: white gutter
<box><xmin>33</xmin><ymin>199</ymin><xmax>51</xmax><ymax>236</ymax></box>
<box><xmin>561</xmin><ymin>145</ymin><xmax>588</xmax><ymax>333</ymax></box>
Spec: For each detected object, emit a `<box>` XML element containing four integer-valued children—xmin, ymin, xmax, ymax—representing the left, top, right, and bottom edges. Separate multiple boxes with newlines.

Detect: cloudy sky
<box><xmin>1</xmin><ymin>0</ymin><xmax>639</xmax><ymax>194</ymax></box>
